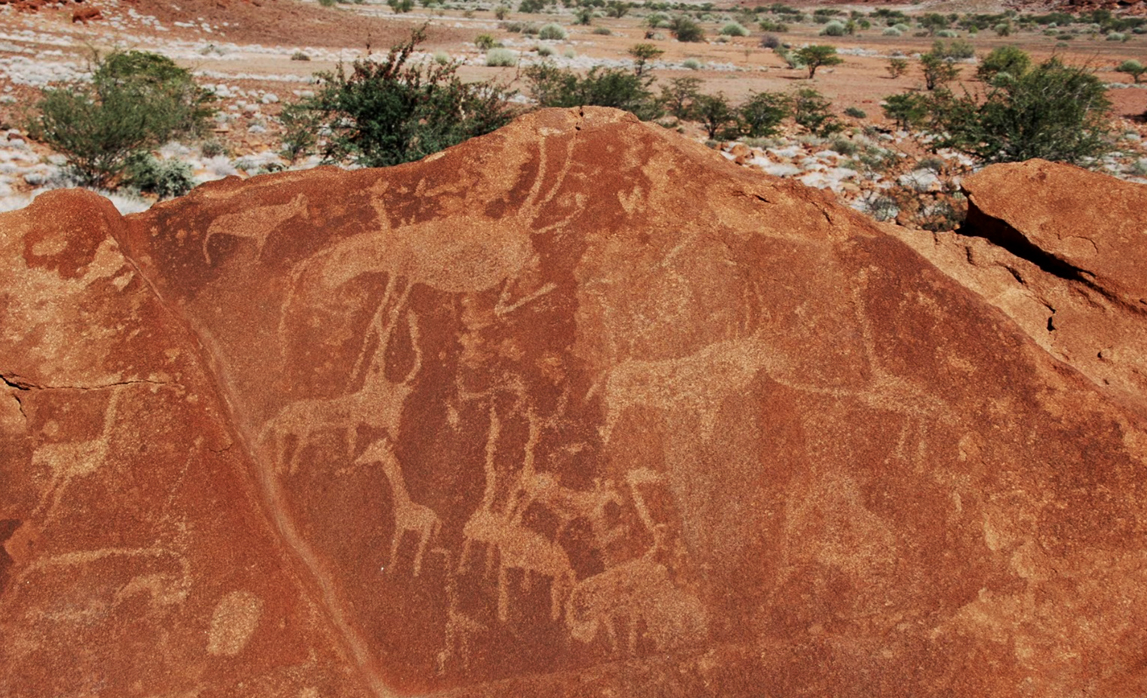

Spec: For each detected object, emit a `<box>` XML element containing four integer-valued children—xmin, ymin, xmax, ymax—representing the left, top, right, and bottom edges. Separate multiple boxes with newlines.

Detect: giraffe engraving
<box><xmin>259</xmin><ymin>277</ymin><xmax>422</xmax><ymax>473</ymax></box>
<box><xmin>355</xmin><ymin>437</ymin><xmax>441</xmax><ymax>577</ymax></box>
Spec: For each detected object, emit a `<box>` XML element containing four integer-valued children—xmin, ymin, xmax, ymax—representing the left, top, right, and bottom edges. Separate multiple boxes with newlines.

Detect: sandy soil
<box><xmin>0</xmin><ymin>0</ymin><xmax>1144</xmax><ymax>216</ymax></box>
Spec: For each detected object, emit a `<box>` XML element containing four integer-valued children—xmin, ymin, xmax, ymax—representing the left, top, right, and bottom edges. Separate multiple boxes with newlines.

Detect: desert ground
<box><xmin>1</xmin><ymin>0</ymin><xmax>1145</xmax><ymax>224</ymax></box>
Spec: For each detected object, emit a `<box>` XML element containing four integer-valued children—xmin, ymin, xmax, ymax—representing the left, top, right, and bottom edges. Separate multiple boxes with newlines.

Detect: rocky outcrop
<box><xmin>3</xmin><ymin>109</ymin><xmax>1147</xmax><ymax>697</ymax></box>
<box><xmin>893</xmin><ymin>158</ymin><xmax>1147</xmax><ymax>417</ymax></box>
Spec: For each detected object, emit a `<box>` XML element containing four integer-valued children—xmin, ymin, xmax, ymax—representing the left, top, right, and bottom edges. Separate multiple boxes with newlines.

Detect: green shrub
<box><xmin>538</xmin><ymin>23</ymin><xmax>568</xmax><ymax>40</ymax></box>
<box><xmin>921</xmin><ymin>52</ymin><xmax>960</xmax><ymax>90</ymax></box>
<box><xmin>843</xmin><ymin>105</ymin><xmax>866</xmax><ymax>118</ymax></box>
<box><xmin>524</xmin><ymin>62</ymin><xmax>661</xmax><ymax>120</ymax></box>
<box><xmin>693</xmin><ymin>93</ymin><xmax>739</xmax><ymax>139</ymax></box>
<box><xmin>927</xmin><ymin>58</ymin><xmax>1112</xmax><ymax>165</ymax></box>
<box><xmin>829</xmin><ymin>136</ymin><xmax>859</xmax><ymax>155</ymax></box>
<box><xmin>882</xmin><ymin>27</ymin><xmax>902</xmax><ymax>36</ymax></box>
<box><xmin>758</xmin><ymin>18</ymin><xmax>788</xmax><ymax>32</ymax></box>
<box><xmin>387</xmin><ymin>0</ymin><xmax>414</xmax><ymax>12</ymax></box>
<box><xmin>434</xmin><ymin>51</ymin><xmax>451</xmax><ymax>65</ymax></box>
<box><xmin>291</xmin><ymin>51</ymin><xmax>311</xmax><ymax>61</ymax></box>
<box><xmin>795</xmin><ymin>45</ymin><xmax>843</xmax><ymax>78</ymax></box>
<box><xmin>887</xmin><ymin>57</ymin><xmax>909</xmax><ymax>78</ymax></box>
<box><xmin>659</xmin><ymin>76</ymin><xmax>701</xmax><ymax>120</ymax></box>
<box><xmin>720</xmin><ymin>22</ymin><xmax>750</xmax><ymax>36</ymax></box>
<box><xmin>486</xmin><ymin>48</ymin><xmax>517</xmax><ymax>66</ymax></box>
<box><xmin>820</xmin><ymin>20</ymin><xmax>846</xmax><ymax>36</ymax></box>
<box><xmin>1118</xmin><ymin>59</ymin><xmax>1146</xmax><ymax>83</ymax></box>
<box><xmin>494</xmin><ymin>4</ymin><xmax>509</xmax><ymax>19</ymax></box>
<box><xmin>518</xmin><ymin>0</ymin><xmax>546</xmax><ymax>12</ymax></box>
<box><xmin>670</xmin><ymin>15</ymin><xmax>705</xmax><ymax>42</ymax></box>
<box><xmin>881</xmin><ymin>91</ymin><xmax>928</xmax><ymax>128</ymax></box>
<box><xmin>739</xmin><ymin>91</ymin><xmax>790</xmax><ymax>137</ymax></box>
<box><xmin>628</xmin><ymin>43</ymin><xmax>664</xmax><ymax>76</ymax></box>
<box><xmin>535</xmin><ymin>44</ymin><xmax>554</xmax><ymax>56</ymax></box>
<box><xmin>936</xmin><ymin>29</ymin><xmax>958</xmax><ymax>38</ymax></box>
<box><xmin>475</xmin><ymin>34</ymin><xmax>501</xmax><ymax>49</ymax></box>
<box><xmin>792</xmin><ymin>86</ymin><xmax>840</xmax><ymax>135</ymax></box>
<box><xmin>318</xmin><ymin>0</ymin><xmax>336</xmax><ymax>6</ymax></box>
<box><xmin>200</xmin><ymin>139</ymin><xmax>227</xmax><ymax>158</ymax></box>
<box><xmin>123</xmin><ymin>153</ymin><xmax>196</xmax><ymax>198</ymax></box>
<box><xmin>775</xmin><ymin>47</ymin><xmax>804</xmax><ymax>70</ymax></box>
<box><xmin>605</xmin><ymin>1</ymin><xmax>630</xmax><ymax>18</ymax></box>
<box><xmin>682</xmin><ymin>57</ymin><xmax>702</xmax><ymax>70</ymax></box>
<box><xmin>994</xmin><ymin>22</ymin><xmax>1011</xmax><ymax>36</ymax></box>
<box><xmin>30</xmin><ymin>50</ymin><xmax>214</xmax><ymax>187</ymax></box>
<box><xmin>646</xmin><ymin>12</ymin><xmax>669</xmax><ymax>28</ymax></box>
<box><xmin>931</xmin><ymin>39</ymin><xmax>974</xmax><ymax>59</ymax></box>
<box><xmin>977</xmin><ymin>45</ymin><xmax>1029</xmax><ymax>83</ymax></box>
<box><xmin>284</xmin><ymin>29</ymin><xmax>516</xmax><ymax>168</ymax></box>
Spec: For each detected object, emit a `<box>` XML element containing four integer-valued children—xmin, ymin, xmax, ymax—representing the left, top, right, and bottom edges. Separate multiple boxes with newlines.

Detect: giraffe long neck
<box><xmin>381</xmin><ymin>458</ymin><xmax>412</xmax><ymax>510</ymax></box>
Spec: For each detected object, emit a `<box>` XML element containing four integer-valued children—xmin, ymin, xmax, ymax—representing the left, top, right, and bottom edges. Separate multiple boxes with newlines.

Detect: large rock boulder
<box><xmin>892</xmin><ymin>158</ymin><xmax>1147</xmax><ymax>416</ymax></box>
<box><xmin>3</xmin><ymin>109</ymin><xmax>1147</xmax><ymax>696</ymax></box>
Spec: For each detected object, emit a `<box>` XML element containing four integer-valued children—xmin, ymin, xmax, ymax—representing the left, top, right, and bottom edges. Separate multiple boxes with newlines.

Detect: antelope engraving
<box><xmin>599</xmin><ymin>329</ymin><xmax>775</xmax><ymax>445</ymax></box>
<box><xmin>564</xmin><ymin>470</ymin><xmax>708</xmax><ymax>655</ymax></box>
<box><xmin>31</xmin><ymin>385</ymin><xmax>125</xmax><ymax>520</ymax></box>
<box><xmin>458</xmin><ymin>403</ymin><xmax>576</xmax><ymax>623</ymax></box>
<box><xmin>259</xmin><ymin>277</ymin><xmax>422</xmax><ymax>473</ymax></box>
<box><xmin>356</xmin><ymin>437</ymin><xmax>441</xmax><ymax>577</ymax></box>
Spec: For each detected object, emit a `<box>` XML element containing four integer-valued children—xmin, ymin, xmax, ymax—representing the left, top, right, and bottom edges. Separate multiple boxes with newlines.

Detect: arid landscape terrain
<box><xmin>0</xmin><ymin>0</ymin><xmax>1145</xmax><ymax>225</ymax></box>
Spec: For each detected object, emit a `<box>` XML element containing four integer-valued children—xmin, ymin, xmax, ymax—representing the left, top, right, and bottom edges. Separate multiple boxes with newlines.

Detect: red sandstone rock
<box><xmin>894</xmin><ymin>159</ymin><xmax>1147</xmax><ymax>415</ymax></box>
<box><xmin>4</xmin><ymin>109</ymin><xmax>1147</xmax><ymax>696</ymax></box>
<box><xmin>71</xmin><ymin>5</ymin><xmax>100</xmax><ymax>21</ymax></box>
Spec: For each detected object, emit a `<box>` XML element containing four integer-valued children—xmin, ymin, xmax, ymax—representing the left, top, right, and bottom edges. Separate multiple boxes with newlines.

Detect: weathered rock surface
<box><xmin>893</xmin><ymin>158</ymin><xmax>1147</xmax><ymax>416</ymax></box>
<box><xmin>4</xmin><ymin>109</ymin><xmax>1147</xmax><ymax>697</ymax></box>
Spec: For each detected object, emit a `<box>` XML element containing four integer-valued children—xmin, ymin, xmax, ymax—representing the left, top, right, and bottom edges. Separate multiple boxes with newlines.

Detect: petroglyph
<box><xmin>433</xmin><ymin>549</ymin><xmax>488</xmax><ymax>677</ymax></box>
<box><xmin>458</xmin><ymin>403</ymin><xmax>576</xmax><ymax>623</ymax></box>
<box><xmin>203</xmin><ymin>193</ymin><xmax>308</xmax><ymax>264</ymax></box>
<box><xmin>207</xmin><ymin>590</ymin><xmax>264</xmax><ymax>657</ymax></box>
<box><xmin>560</xmin><ymin>464</ymin><xmax>708</xmax><ymax>655</ymax></box>
<box><xmin>10</xmin><ymin>545</ymin><xmax>192</xmax><ymax>619</ymax></box>
<box><xmin>355</xmin><ymin>437</ymin><xmax>441</xmax><ymax>577</ymax></box>
<box><xmin>260</xmin><ymin>279</ymin><xmax>422</xmax><ymax>473</ymax></box>
<box><xmin>30</xmin><ymin>385</ymin><xmax>126</xmax><ymax>521</ymax></box>
<box><xmin>599</xmin><ymin>329</ymin><xmax>777</xmax><ymax>444</ymax></box>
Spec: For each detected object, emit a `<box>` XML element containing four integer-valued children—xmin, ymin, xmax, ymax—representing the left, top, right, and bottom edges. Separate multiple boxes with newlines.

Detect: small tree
<box><xmin>669</xmin><ymin>15</ymin><xmax>705</xmax><ymax>42</ymax></box>
<box><xmin>1118</xmin><ymin>59</ymin><xmax>1146</xmax><ymax>84</ymax></box>
<box><xmin>524</xmin><ymin>62</ymin><xmax>660</xmax><ymax>120</ymax></box>
<box><xmin>288</xmin><ymin>28</ymin><xmax>516</xmax><ymax>168</ymax></box>
<box><xmin>918</xmin><ymin>12</ymin><xmax>949</xmax><ymax>35</ymax></box>
<box><xmin>30</xmin><ymin>50</ymin><xmax>214</xmax><ymax>187</ymax></box>
<box><xmin>739</xmin><ymin>91</ymin><xmax>790</xmax><ymax>137</ymax></box>
<box><xmin>605</xmin><ymin>1</ymin><xmax>630</xmax><ymax>18</ymax></box>
<box><xmin>792</xmin><ymin>87</ymin><xmax>840</xmax><ymax>136</ymax></box>
<box><xmin>881</xmin><ymin>92</ymin><xmax>928</xmax><ymax>129</ymax></box>
<box><xmin>693</xmin><ymin>93</ymin><xmax>738</xmax><ymax>139</ymax></box>
<box><xmin>628</xmin><ymin>43</ymin><xmax>664</xmax><ymax>76</ymax></box>
<box><xmin>977</xmin><ymin>45</ymin><xmax>1031</xmax><ymax>83</ymax></box>
<box><xmin>658</xmin><ymin>76</ymin><xmax>702</xmax><ymax>120</ymax></box>
<box><xmin>795</xmin><ymin>45</ymin><xmax>843</xmax><ymax>79</ymax></box>
<box><xmin>927</xmin><ymin>58</ymin><xmax>1112</xmax><ymax>165</ymax></box>
<box><xmin>921</xmin><ymin>52</ymin><xmax>960</xmax><ymax>90</ymax></box>
<box><xmin>887</xmin><ymin>57</ymin><xmax>909</xmax><ymax>78</ymax></box>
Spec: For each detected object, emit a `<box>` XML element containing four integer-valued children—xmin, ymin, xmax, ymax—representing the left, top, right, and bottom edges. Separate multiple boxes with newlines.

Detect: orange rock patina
<box><xmin>2</xmin><ymin>109</ymin><xmax>1147</xmax><ymax>696</ymax></box>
